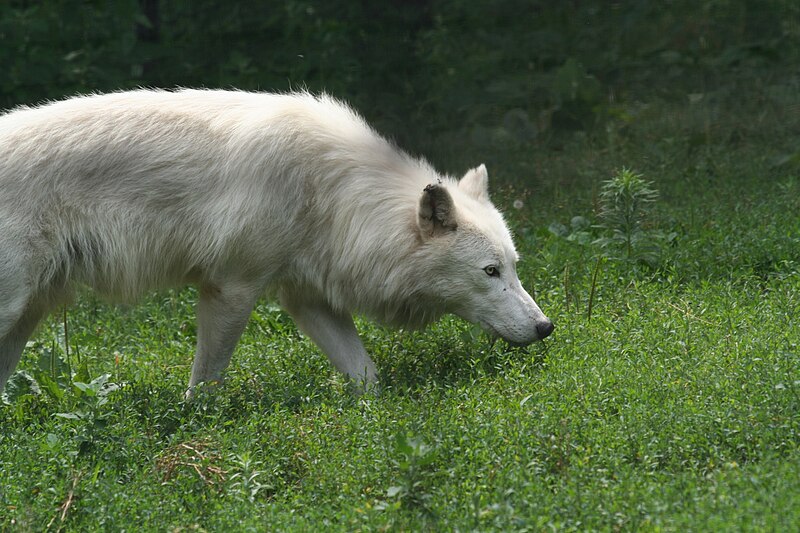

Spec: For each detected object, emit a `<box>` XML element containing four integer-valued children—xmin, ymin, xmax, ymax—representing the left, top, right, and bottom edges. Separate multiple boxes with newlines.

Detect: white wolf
<box><xmin>0</xmin><ymin>89</ymin><xmax>553</xmax><ymax>395</ymax></box>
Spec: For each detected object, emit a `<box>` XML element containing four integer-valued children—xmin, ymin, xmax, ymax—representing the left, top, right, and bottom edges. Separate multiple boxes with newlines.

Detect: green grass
<box><xmin>3</xmin><ymin>77</ymin><xmax>800</xmax><ymax>531</ymax></box>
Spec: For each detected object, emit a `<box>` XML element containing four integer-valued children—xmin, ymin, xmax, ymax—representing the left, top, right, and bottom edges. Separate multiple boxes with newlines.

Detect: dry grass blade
<box><xmin>156</xmin><ymin>438</ymin><xmax>227</xmax><ymax>486</ymax></box>
<box><xmin>46</xmin><ymin>470</ymin><xmax>81</xmax><ymax>531</ymax></box>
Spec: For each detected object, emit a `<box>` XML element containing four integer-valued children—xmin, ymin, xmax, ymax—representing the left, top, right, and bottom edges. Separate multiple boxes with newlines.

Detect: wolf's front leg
<box><xmin>280</xmin><ymin>294</ymin><xmax>377</xmax><ymax>387</ymax></box>
<box><xmin>187</xmin><ymin>281</ymin><xmax>261</xmax><ymax>397</ymax></box>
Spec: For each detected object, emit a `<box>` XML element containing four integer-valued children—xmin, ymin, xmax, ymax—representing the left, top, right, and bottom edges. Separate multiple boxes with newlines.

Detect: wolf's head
<box><xmin>417</xmin><ymin>165</ymin><xmax>553</xmax><ymax>344</ymax></box>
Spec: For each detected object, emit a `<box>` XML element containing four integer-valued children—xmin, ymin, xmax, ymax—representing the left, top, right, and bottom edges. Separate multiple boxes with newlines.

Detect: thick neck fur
<box><xmin>273</xmin><ymin>116</ymin><xmax>454</xmax><ymax>329</ymax></box>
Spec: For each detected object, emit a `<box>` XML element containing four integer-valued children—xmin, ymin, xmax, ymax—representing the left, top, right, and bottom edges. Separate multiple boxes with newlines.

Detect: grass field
<box><xmin>2</xmin><ymin>74</ymin><xmax>800</xmax><ymax>531</ymax></box>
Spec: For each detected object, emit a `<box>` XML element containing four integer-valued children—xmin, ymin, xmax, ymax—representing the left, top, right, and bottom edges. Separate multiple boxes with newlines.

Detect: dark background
<box><xmin>2</xmin><ymin>1</ymin><xmax>799</xmax><ymax>170</ymax></box>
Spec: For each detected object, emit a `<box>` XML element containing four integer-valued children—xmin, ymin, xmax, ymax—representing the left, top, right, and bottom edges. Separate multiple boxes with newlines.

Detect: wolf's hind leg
<box><xmin>0</xmin><ymin>262</ymin><xmax>44</xmax><ymax>393</ymax></box>
<box><xmin>280</xmin><ymin>294</ymin><xmax>377</xmax><ymax>387</ymax></box>
<box><xmin>187</xmin><ymin>281</ymin><xmax>261</xmax><ymax>396</ymax></box>
<box><xmin>0</xmin><ymin>306</ymin><xmax>46</xmax><ymax>394</ymax></box>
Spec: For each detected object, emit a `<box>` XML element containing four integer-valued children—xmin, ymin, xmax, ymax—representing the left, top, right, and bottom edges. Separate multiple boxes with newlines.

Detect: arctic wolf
<box><xmin>0</xmin><ymin>89</ymin><xmax>553</xmax><ymax>395</ymax></box>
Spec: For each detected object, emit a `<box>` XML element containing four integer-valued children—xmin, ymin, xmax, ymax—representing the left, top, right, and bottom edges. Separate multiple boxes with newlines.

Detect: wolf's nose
<box><xmin>537</xmin><ymin>319</ymin><xmax>554</xmax><ymax>339</ymax></box>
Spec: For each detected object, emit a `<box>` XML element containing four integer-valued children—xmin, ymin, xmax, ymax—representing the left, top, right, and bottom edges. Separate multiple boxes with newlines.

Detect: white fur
<box><xmin>0</xmin><ymin>89</ymin><xmax>552</xmax><ymax>394</ymax></box>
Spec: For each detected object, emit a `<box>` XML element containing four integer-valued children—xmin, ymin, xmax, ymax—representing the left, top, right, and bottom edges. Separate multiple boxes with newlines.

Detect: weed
<box><xmin>594</xmin><ymin>167</ymin><xmax>674</xmax><ymax>267</ymax></box>
<box><xmin>53</xmin><ymin>373</ymin><xmax>120</xmax><ymax>456</ymax></box>
<box><xmin>228</xmin><ymin>451</ymin><xmax>268</xmax><ymax>502</ymax></box>
<box><xmin>383</xmin><ymin>433</ymin><xmax>438</xmax><ymax>511</ymax></box>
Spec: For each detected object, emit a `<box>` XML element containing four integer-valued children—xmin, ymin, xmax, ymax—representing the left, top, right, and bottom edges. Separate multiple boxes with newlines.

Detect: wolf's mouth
<box><xmin>478</xmin><ymin>320</ymin><xmax>537</xmax><ymax>346</ymax></box>
<box><xmin>478</xmin><ymin>320</ymin><xmax>503</xmax><ymax>340</ymax></box>
<box><xmin>504</xmin><ymin>338</ymin><xmax>535</xmax><ymax>348</ymax></box>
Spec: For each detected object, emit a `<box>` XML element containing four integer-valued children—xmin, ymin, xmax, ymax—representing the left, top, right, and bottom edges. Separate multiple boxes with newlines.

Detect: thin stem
<box><xmin>587</xmin><ymin>255</ymin><xmax>603</xmax><ymax>321</ymax></box>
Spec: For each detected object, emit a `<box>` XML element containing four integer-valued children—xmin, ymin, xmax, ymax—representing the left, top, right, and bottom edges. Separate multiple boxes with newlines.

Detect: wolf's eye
<box><xmin>484</xmin><ymin>265</ymin><xmax>500</xmax><ymax>277</ymax></box>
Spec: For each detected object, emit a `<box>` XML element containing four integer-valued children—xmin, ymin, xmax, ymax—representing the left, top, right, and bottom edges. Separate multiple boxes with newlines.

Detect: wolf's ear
<box><xmin>418</xmin><ymin>183</ymin><xmax>457</xmax><ymax>238</ymax></box>
<box><xmin>458</xmin><ymin>164</ymin><xmax>490</xmax><ymax>202</ymax></box>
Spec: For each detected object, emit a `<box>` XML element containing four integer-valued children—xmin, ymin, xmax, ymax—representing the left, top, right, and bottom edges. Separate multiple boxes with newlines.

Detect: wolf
<box><xmin>0</xmin><ymin>89</ymin><xmax>553</xmax><ymax>395</ymax></box>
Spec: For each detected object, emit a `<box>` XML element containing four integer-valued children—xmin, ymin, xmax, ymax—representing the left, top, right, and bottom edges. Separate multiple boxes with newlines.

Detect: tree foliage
<box><xmin>1</xmin><ymin>0</ymin><xmax>798</xmax><ymax>147</ymax></box>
